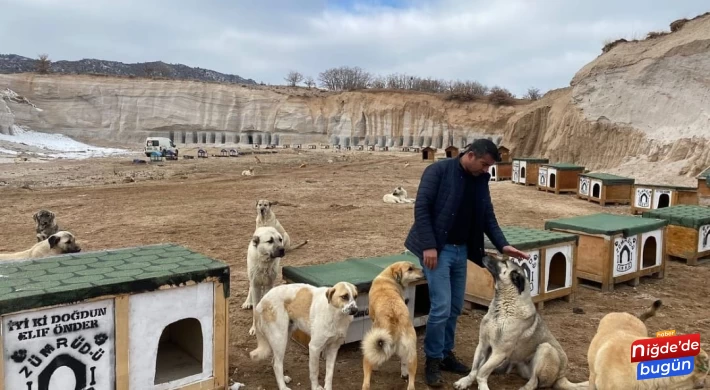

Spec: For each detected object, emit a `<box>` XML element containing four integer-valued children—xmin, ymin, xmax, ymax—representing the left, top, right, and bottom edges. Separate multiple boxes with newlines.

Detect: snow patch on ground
<box><xmin>0</xmin><ymin>126</ymin><xmax>131</xmax><ymax>160</ymax></box>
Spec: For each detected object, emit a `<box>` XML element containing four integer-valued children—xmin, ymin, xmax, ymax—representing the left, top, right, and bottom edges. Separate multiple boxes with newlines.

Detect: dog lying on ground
<box><xmin>587</xmin><ymin>300</ymin><xmax>709</xmax><ymax>389</ymax></box>
<box><xmin>33</xmin><ymin>209</ymin><xmax>60</xmax><ymax>242</ymax></box>
<box><xmin>250</xmin><ymin>281</ymin><xmax>359</xmax><ymax>390</ymax></box>
<box><xmin>382</xmin><ymin>186</ymin><xmax>415</xmax><ymax>204</ymax></box>
<box><xmin>241</xmin><ymin>226</ymin><xmax>286</xmax><ymax>335</ymax></box>
<box><xmin>453</xmin><ymin>256</ymin><xmax>588</xmax><ymax>390</ymax></box>
<box><xmin>361</xmin><ymin>261</ymin><xmax>425</xmax><ymax>390</ymax></box>
<box><xmin>255</xmin><ymin>199</ymin><xmax>308</xmax><ymax>251</ymax></box>
<box><xmin>242</xmin><ymin>167</ymin><xmax>254</xmax><ymax>176</ymax></box>
<box><xmin>0</xmin><ymin>231</ymin><xmax>81</xmax><ymax>261</ymax></box>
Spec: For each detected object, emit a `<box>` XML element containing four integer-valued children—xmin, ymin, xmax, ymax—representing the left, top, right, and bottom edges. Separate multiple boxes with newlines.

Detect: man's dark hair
<box><xmin>463</xmin><ymin>138</ymin><xmax>501</xmax><ymax>162</ymax></box>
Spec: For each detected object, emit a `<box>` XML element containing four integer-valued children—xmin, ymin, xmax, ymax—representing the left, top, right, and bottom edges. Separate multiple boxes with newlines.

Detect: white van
<box><xmin>144</xmin><ymin>137</ymin><xmax>178</xmax><ymax>157</ymax></box>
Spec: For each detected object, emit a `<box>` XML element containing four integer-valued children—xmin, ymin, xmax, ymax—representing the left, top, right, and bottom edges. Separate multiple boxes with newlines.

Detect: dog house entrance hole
<box><xmin>491</xmin><ymin>167</ymin><xmax>496</xmax><ymax>177</ymax></box>
<box><xmin>549</xmin><ymin>173</ymin><xmax>556</xmax><ymax>188</ymax></box>
<box><xmin>657</xmin><ymin>193</ymin><xmax>670</xmax><ymax>208</ymax></box>
<box><xmin>520</xmin><ymin>167</ymin><xmax>526</xmax><ymax>179</ymax></box>
<box><xmin>413</xmin><ymin>284</ymin><xmax>430</xmax><ymax>318</ymax></box>
<box><xmin>642</xmin><ymin>236</ymin><xmax>657</xmax><ymax>268</ymax></box>
<box><xmin>154</xmin><ymin>318</ymin><xmax>204</xmax><ymax>385</ymax></box>
<box><xmin>546</xmin><ymin>252</ymin><xmax>567</xmax><ymax>291</ymax></box>
<box><xmin>592</xmin><ymin>183</ymin><xmax>601</xmax><ymax>198</ymax></box>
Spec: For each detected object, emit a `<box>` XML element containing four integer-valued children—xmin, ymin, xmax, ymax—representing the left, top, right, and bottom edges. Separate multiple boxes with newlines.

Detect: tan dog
<box><xmin>587</xmin><ymin>300</ymin><xmax>709</xmax><ymax>389</ymax></box>
<box><xmin>0</xmin><ymin>231</ymin><xmax>81</xmax><ymax>261</ymax></box>
<box><xmin>361</xmin><ymin>261</ymin><xmax>425</xmax><ymax>390</ymax></box>
<box><xmin>250</xmin><ymin>281</ymin><xmax>359</xmax><ymax>390</ymax></box>
<box><xmin>255</xmin><ymin>199</ymin><xmax>308</xmax><ymax>252</ymax></box>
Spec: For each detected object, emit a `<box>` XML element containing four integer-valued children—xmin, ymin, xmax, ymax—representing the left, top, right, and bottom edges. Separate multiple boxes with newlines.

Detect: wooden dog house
<box><xmin>490</xmin><ymin>162</ymin><xmax>512</xmax><ymax>181</ymax></box>
<box><xmin>512</xmin><ymin>158</ymin><xmax>549</xmax><ymax>186</ymax></box>
<box><xmin>445</xmin><ymin>145</ymin><xmax>460</xmax><ymax>158</ymax></box>
<box><xmin>197</xmin><ymin>149</ymin><xmax>207</xmax><ymax>158</ymax></box>
<box><xmin>498</xmin><ymin>146</ymin><xmax>511</xmax><ymax>163</ymax></box>
<box><xmin>229</xmin><ymin>149</ymin><xmax>238</xmax><ymax>157</ymax></box>
<box><xmin>577</xmin><ymin>172</ymin><xmax>634</xmax><ymax>206</ymax></box>
<box><xmin>642</xmin><ymin>205</ymin><xmax>710</xmax><ymax>266</ymax></box>
<box><xmin>282</xmin><ymin>252</ymin><xmax>429</xmax><ymax>346</ymax></box>
<box><xmin>421</xmin><ymin>147</ymin><xmax>436</xmax><ymax>161</ymax></box>
<box><xmin>465</xmin><ymin>227</ymin><xmax>579</xmax><ymax>310</ymax></box>
<box><xmin>631</xmin><ymin>183</ymin><xmax>698</xmax><ymax>215</ymax></box>
<box><xmin>0</xmin><ymin>244</ymin><xmax>230</xmax><ymax>390</ymax></box>
<box><xmin>545</xmin><ymin>213</ymin><xmax>667</xmax><ymax>291</ymax></box>
<box><xmin>696</xmin><ymin>167</ymin><xmax>710</xmax><ymax>205</ymax></box>
<box><xmin>537</xmin><ymin>163</ymin><xmax>586</xmax><ymax>194</ymax></box>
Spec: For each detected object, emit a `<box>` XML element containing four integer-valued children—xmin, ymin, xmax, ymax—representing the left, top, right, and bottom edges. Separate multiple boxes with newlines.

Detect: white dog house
<box><xmin>642</xmin><ymin>205</ymin><xmax>710</xmax><ymax>266</ymax></box>
<box><xmin>577</xmin><ymin>172</ymin><xmax>635</xmax><ymax>206</ymax></box>
<box><xmin>631</xmin><ymin>183</ymin><xmax>698</xmax><ymax>215</ymax></box>
<box><xmin>546</xmin><ymin>213</ymin><xmax>668</xmax><ymax>292</ymax></box>
<box><xmin>282</xmin><ymin>252</ymin><xmax>429</xmax><ymax>346</ymax></box>
<box><xmin>0</xmin><ymin>244</ymin><xmax>230</xmax><ymax>390</ymax></box>
<box><xmin>465</xmin><ymin>227</ymin><xmax>578</xmax><ymax>310</ymax></box>
<box><xmin>512</xmin><ymin>158</ymin><xmax>549</xmax><ymax>186</ymax></box>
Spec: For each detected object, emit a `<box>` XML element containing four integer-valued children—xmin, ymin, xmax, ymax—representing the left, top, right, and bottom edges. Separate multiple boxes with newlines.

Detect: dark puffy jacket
<box><xmin>404</xmin><ymin>156</ymin><xmax>509</xmax><ymax>267</ymax></box>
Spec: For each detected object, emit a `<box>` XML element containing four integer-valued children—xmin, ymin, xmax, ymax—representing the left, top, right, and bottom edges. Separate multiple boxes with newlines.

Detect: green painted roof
<box><xmin>544</xmin><ymin>163</ymin><xmax>586</xmax><ymax>171</ymax></box>
<box><xmin>635</xmin><ymin>183</ymin><xmax>697</xmax><ymax>191</ymax></box>
<box><xmin>581</xmin><ymin>172</ymin><xmax>635</xmax><ymax>185</ymax></box>
<box><xmin>0</xmin><ymin>244</ymin><xmax>230</xmax><ymax>316</ymax></box>
<box><xmin>484</xmin><ymin>226</ymin><xmax>578</xmax><ymax>251</ymax></box>
<box><xmin>641</xmin><ymin>205</ymin><xmax>710</xmax><ymax>230</ymax></box>
<box><xmin>544</xmin><ymin>213</ymin><xmax>668</xmax><ymax>237</ymax></box>
<box><xmin>282</xmin><ymin>252</ymin><xmax>421</xmax><ymax>293</ymax></box>
<box><xmin>513</xmin><ymin>157</ymin><xmax>549</xmax><ymax>163</ymax></box>
<box><xmin>697</xmin><ymin>167</ymin><xmax>710</xmax><ymax>179</ymax></box>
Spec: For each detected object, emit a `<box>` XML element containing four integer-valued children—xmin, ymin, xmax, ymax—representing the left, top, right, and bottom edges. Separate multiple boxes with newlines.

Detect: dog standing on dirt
<box><xmin>33</xmin><ymin>209</ymin><xmax>59</xmax><ymax>242</ymax></box>
<box><xmin>361</xmin><ymin>261</ymin><xmax>425</xmax><ymax>390</ymax></box>
<box><xmin>587</xmin><ymin>300</ymin><xmax>709</xmax><ymax>389</ymax></box>
<box><xmin>453</xmin><ymin>256</ymin><xmax>588</xmax><ymax>390</ymax></box>
<box><xmin>0</xmin><ymin>231</ymin><xmax>81</xmax><ymax>261</ymax></box>
<box><xmin>382</xmin><ymin>186</ymin><xmax>415</xmax><ymax>204</ymax></box>
<box><xmin>255</xmin><ymin>199</ymin><xmax>308</xmax><ymax>251</ymax></box>
<box><xmin>241</xmin><ymin>226</ymin><xmax>286</xmax><ymax>335</ymax></box>
<box><xmin>250</xmin><ymin>281</ymin><xmax>359</xmax><ymax>390</ymax></box>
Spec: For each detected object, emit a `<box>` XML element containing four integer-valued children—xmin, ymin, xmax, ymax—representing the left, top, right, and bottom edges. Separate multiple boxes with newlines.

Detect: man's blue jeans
<box><xmin>419</xmin><ymin>244</ymin><xmax>468</xmax><ymax>360</ymax></box>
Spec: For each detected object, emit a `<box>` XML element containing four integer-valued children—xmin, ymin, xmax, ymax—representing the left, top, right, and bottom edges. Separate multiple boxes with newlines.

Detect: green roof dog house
<box><xmin>577</xmin><ymin>172</ymin><xmax>635</xmax><ymax>206</ymax></box>
<box><xmin>512</xmin><ymin>158</ymin><xmax>549</xmax><ymax>186</ymax></box>
<box><xmin>545</xmin><ymin>213</ymin><xmax>667</xmax><ymax>292</ymax></box>
<box><xmin>537</xmin><ymin>163</ymin><xmax>586</xmax><ymax>195</ymax></box>
<box><xmin>0</xmin><ymin>244</ymin><xmax>230</xmax><ymax>390</ymax></box>
<box><xmin>642</xmin><ymin>205</ymin><xmax>710</xmax><ymax>266</ymax></box>
<box><xmin>631</xmin><ymin>183</ymin><xmax>698</xmax><ymax>215</ymax></box>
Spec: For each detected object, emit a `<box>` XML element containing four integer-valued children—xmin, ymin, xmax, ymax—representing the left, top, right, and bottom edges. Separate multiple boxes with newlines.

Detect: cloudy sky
<box><xmin>1</xmin><ymin>0</ymin><xmax>707</xmax><ymax>96</ymax></box>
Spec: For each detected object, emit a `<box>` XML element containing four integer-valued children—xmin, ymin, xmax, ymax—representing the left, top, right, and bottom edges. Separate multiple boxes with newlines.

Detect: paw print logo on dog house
<box><xmin>0</xmin><ymin>244</ymin><xmax>231</xmax><ymax>390</ymax></box>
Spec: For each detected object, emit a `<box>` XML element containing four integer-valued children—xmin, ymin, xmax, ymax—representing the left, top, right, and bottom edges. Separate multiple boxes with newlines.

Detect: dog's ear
<box><xmin>270</xmin><ymin>200</ymin><xmax>278</xmax><ymax>206</ymax></box>
<box><xmin>510</xmin><ymin>270</ymin><xmax>526</xmax><ymax>294</ymax></box>
<box><xmin>251</xmin><ymin>235</ymin><xmax>260</xmax><ymax>246</ymax></box>
<box><xmin>392</xmin><ymin>266</ymin><xmax>403</xmax><ymax>285</ymax></box>
<box><xmin>33</xmin><ymin>212</ymin><xmax>39</xmax><ymax>223</ymax></box>
<box><xmin>48</xmin><ymin>211</ymin><xmax>55</xmax><ymax>220</ymax></box>
<box><xmin>325</xmin><ymin>287</ymin><xmax>335</xmax><ymax>303</ymax></box>
<box><xmin>48</xmin><ymin>234</ymin><xmax>60</xmax><ymax>248</ymax></box>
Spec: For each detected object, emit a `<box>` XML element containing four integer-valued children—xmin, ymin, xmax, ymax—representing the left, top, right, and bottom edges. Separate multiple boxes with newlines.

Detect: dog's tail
<box><xmin>248</xmin><ymin>318</ymin><xmax>272</xmax><ymax>361</ymax></box>
<box><xmin>361</xmin><ymin>327</ymin><xmax>396</xmax><ymax>368</ymax></box>
<box><xmin>553</xmin><ymin>377</ymin><xmax>589</xmax><ymax>390</ymax></box>
<box><xmin>288</xmin><ymin>240</ymin><xmax>309</xmax><ymax>251</ymax></box>
<box><xmin>638</xmin><ymin>299</ymin><xmax>662</xmax><ymax>322</ymax></box>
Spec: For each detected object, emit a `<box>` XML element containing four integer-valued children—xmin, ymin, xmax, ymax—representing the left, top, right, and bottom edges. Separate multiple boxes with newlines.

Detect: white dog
<box><xmin>255</xmin><ymin>199</ymin><xmax>308</xmax><ymax>251</ymax></box>
<box><xmin>241</xmin><ymin>226</ymin><xmax>286</xmax><ymax>335</ymax></box>
<box><xmin>382</xmin><ymin>186</ymin><xmax>415</xmax><ymax>204</ymax></box>
<box><xmin>241</xmin><ymin>167</ymin><xmax>254</xmax><ymax>176</ymax></box>
<box><xmin>0</xmin><ymin>231</ymin><xmax>81</xmax><ymax>261</ymax></box>
<box><xmin>250</xmin><ymin>282</ymin><xmax>359</xmax><ymax>390</ymax></box>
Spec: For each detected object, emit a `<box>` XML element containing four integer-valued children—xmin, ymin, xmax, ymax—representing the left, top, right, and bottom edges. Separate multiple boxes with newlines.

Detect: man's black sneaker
<box><xmin>425</xmin><ymin>357</ymin><xmax>444</xmax><ymax>387</ymax></box>
<box><xmin>440</xmin><ymin>351</ymin><xmax>471</xmax><ymax>375</ymax></box>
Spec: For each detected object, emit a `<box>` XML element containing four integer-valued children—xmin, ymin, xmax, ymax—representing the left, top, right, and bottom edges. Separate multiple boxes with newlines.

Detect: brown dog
<box><xmin>33</xmin><ymin>209</ymin><xmax>60</xmax><ymax>242</ymax></box>
<box><xmin>587</xmin><ymin>300</ymin><xmax>709</xmax><ymax>389</ymax></box>
<box><xmin>361</xmin><ymin>261</ymin><xmax>425</xmax><ymax>390</ymax></box>
<box><xmin>0</xmin><ymin>231</ymin><xmax>81</xmax><ymax>261</ymax></box>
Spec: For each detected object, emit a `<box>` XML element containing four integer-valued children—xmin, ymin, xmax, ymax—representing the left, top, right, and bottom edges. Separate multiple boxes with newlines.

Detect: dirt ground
<box><xmin>1</xmin><ymin>148</ymin><xmax>708</xmax><ymax>390</ymax></box>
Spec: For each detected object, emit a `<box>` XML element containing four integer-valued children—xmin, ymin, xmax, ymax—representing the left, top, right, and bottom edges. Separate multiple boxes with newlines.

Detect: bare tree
<box><xmin>35</xmin><ymin>54</ymin><xmax>51</xmax><ymax>74</ymax></box>
<box><xmin>524</xmin><ymin>87</ymin><xmax>542</xmax><ymax>100</ymax></box>
<box><xmin>284</xmin><ymin>71</ymin><xmax>304</xmax><ymax>87</ymax></box>
<box><xmin>318</xmin><ymin>66</ymin><xmax>371</xmax><ymax>91</ymax></box>
<box><xmin>304</xmin><ymin>76</ymin><xmax>316</xmax><ymax>88</ymax></box>
<box><xmin>488</xmin><ymin>86</ymin><xmax>516</xmax><ymax>106</ymax></box>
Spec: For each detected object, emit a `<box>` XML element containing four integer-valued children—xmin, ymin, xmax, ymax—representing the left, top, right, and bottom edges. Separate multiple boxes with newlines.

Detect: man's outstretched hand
<box><xmin>502</xmin><ymin>245</ymin><xmax>529</xmax><ymax>260</ymax></box>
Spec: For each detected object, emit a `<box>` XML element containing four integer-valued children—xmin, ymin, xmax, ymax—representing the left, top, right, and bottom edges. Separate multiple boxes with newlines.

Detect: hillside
<box><xmin>1</xmin><ymin>12</ymin><xmax>709</xmax><ymax>185</ymax></box>
<box><xmin>0</xmin><ymin>54</ymin><xmax>257</xmax><ymax>85</ymax></box>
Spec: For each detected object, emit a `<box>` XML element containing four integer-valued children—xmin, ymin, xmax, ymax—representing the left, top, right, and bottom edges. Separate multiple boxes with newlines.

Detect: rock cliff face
<box><xmin>0</xmin><ymin>74</ymin><xmax>513</xmax><ymax>148</ymax></box>
<box><xmin>502</xmin><ymin>13</ymin><xmax>710</xmax><ymax>184</ymax></box>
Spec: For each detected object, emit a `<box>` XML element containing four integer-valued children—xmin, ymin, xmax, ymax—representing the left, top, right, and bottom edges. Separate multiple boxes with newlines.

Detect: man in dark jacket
<box><xmin>404</xmin><ymin>138</ymin><xmax>529</xmax><ymax>387</ymax></box>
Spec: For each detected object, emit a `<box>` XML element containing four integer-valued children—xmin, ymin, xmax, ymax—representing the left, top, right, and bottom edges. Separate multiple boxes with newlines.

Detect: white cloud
<box><xmin>0</xmin><ymin>0</ymin><xmax>707</xmax><ymax>96</ymax></box>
